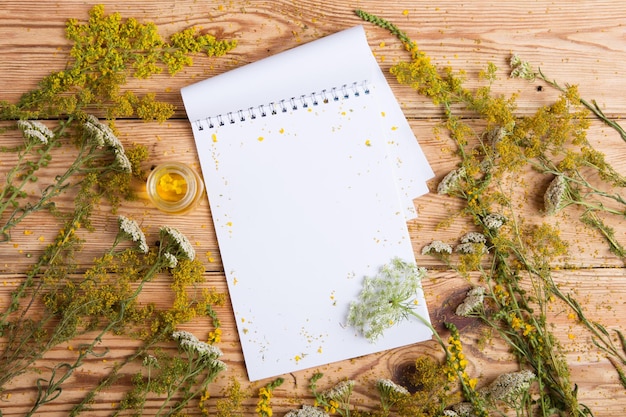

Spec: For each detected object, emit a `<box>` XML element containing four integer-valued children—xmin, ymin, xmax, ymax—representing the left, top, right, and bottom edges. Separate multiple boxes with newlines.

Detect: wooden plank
<box><xmin>0</xmin><ymin>1</ymin><xmax>625</xmax><ymax>118</ymax></box>
<box><xmin>1</xmin><ymin>269</ymin><xmax>625</xmax><ymax>416</ymax></box>
<box><xmin>2</xmin><ymin>118</ymin><xmax>625</xmax><ymax>271</ymax></box>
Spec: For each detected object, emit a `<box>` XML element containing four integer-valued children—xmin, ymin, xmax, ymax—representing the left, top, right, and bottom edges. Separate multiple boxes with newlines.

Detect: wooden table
<box><xmin>1</xmin><ymin>1</ymin><xmax>626</xmax><ymax>416</ymax></box>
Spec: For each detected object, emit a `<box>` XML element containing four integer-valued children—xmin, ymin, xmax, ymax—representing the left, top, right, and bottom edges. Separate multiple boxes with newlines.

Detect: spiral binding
<box><xmin>194</xmin><ymin>80</ymin><xmax>370</xmax><ymax>131</ymax></box>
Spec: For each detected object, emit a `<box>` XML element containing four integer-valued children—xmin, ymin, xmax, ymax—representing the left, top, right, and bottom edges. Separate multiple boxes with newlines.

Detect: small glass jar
<box><xmin>146</xmin><ymin>162</ymin><xmax>205</xmax><ymax>214</ymax></box>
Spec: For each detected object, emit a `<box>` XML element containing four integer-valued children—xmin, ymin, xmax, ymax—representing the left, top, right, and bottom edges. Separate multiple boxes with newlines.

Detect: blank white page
<box><xmin>181</xmin><ymin>26</ymin><xmax>433</xmax><ymax>381</ymax></box>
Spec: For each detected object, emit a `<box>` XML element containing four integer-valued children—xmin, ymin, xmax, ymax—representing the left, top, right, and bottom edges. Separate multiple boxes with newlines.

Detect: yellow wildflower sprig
<box><xmin>1</xmin><ymin>4</ymin><xmax>236</xmax><ymax>121</ymax></box>
<box><xmin>256</xmin><ymin>377</ymin><xmax>284</xmax><ymax>417</ymax></box>
<box><xmin>357</xmin><ymin>9</ymin><xmax>626</xmax><ymax>417</ymax></box>
<box><xmin>509</xmin><ymin>55</ymin><xmax>626</xmax><ymax>143</ymax></box>
<box><xmin>0</xmin><ymin>114</ymin><xmax>145</xmax><ymax>241</ymax></box>
<box><xmin>310</xmin><ymin>374</ymin><xmax>355</xmax><ymax>417</ymax></box>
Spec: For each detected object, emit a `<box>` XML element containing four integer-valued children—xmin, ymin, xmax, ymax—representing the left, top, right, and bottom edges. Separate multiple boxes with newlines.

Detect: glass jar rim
<box><xmin>147</xmin><ymin>162</ymin><xmax>204</xmax><ymax>214</ymax></box>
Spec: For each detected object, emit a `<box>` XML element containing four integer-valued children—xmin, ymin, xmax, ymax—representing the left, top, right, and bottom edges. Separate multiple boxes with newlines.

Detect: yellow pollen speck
<box><xmin>13</xmin><ymin>243</ymin><xmax>18</xmax><ymax>248</ymax></box>
<box><xmin>365</xmin><ymin>139</ymin><xmax>371</xmax><ymax>146</ymax></box>
<box><xmin>317</xmin><ymin>347</ymin><xmax>323</xmax><ymax>353</ymax></box>
<box><xmin>391</xmin><ymin>126</ymin><xmax>398</xmax><ymax>131</ymax></box>
<box><xmin>402</xmin><ymin>9</ymin><xmax>409</xmax><ymax>16</ymax></box>
<box><xmin>212</xmin><ymin>133</ymin><xmax>218</xmax><ymax>142</ymax></box>
<box><xmin>38</xmin><ymin>236</ymin><xmax>45</xmax><ymax>242</ymax></box>
<box><xmin>568</xmin><ymin>333</ymin><xmax>576</xmax><ymax>340</ymax></box>
<box><xmin>23</xmin><ymin>230</ymin><xmax>33</xmax><ymax>235</ymax></box>
<box><xmin>381</xmin><ymin>111</ymin><xmax>386</xmax><ymax>117</ymax></box>
<box><xmin>294</xmin><ymin>355</ymin><xmax>302</xmax><ymax>363</ymax></box>
<box><xmin>258</xmin><ymin>136</ymin><xmax>264</xmax><ymax>142</ymax></box>
<box><xmin>279</xmin><ymin>128</ymin><xmax>285</xmax><ymax>134</ymax></box>
<box><xmin>379</xmin><ymin>41</ymin><xmax>386</xmax><ymax>48</ymax></box>
<box><xmin>243</xmin><ymin>328</ymin><xmax>249</xmax><ymax>334</ymax></box>
<box><xmin>241</xmin><ymin>317</ymin><xmax>245</xmax><ymax>323</ymax></box>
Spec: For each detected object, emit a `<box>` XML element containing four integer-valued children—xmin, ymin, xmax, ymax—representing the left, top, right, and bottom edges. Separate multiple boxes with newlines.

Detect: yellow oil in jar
<box><xmin>156</xmin><ymin>172</ymin><xmax>188</xmax><ymax>202</ymax></box>
<box><xmin>146</xmin><ymin>162</ymin><xmax>204</xmax><ymax>214</ymax></box>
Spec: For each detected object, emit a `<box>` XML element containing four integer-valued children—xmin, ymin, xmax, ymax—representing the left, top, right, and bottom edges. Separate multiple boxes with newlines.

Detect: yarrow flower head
<box><xmin>172</xmin><ymin>329</ymin><xmax>198</xmax><ymax>342</ymax></box>
<box><xmin>83</xmin><ymin>114</ymin><xmax>121</xmax><ymax>148</ymax></box>
<box><xmin>83</xmin><ymin>114</ymin><xmax>132</xmax><ymax>173</ymax></box>
<box><xmin>164</xmin><ymin>252</ymin><xmax>178</xmax><ymax>268</ymax></box>
<box><xmin>376</xmin><ymin>378</ymin><xmax>409</xmax><ymax>411</ymax></box>
<box><xmin>347</xmin><ymin>257</ymin><xmax>427</xmax><ymax>342</ymax></box>
<box><xmin>450</xmin><ymin>402</ymin><xmax>475</xmax><ymax>417</ymax></box>
<box><xmin>437</xmin><ymin>166</ymin><xmax>466</xmax><ymax>195</ymax></box>
<box><xmin>321</xmin><ymin>379</ymin><xmax>355</xmax><ymax>405</ymax></box>
<box><xmin>544</xmin><ymin>174</ymin><xmax>569</xmax><ymax>215</ymax></box>
<box><xmin>17</xmin><ymin>120</ymin><xmax>55</xmax><ymax>145</ymax></box>
<box><xmin>117</xmin><ymin>215</ymin><xmax>149</xmax><ymax>253</ymax></box>
<box><xmin>509</xmin><ymin>54</ymin><xmax>536</xmax><ymax>81</ymax></box>
<box><xmin>422</xmin><ymin>240</ymin><xmax>453</xmax><ymax>255</ymax></box>
<box><xmin>460</xmin><ymin>232</ymin><xmax>487</xmax><ymax>244</ymax></box>
<box><xmin>159</xmin><ymin>225</ymin><xmax>195</xmax><ymax>261</ymax></box>
<box><xmin>456</xmin><ymin>232</ymin><xmax>489</xmax><ymax>255</ymax></box>
<box><xmin>142</xmin><ymin>354</ymin><xmax>159</xmax><ymax>367</ymax></box>
<box><xmin>483</xmin><ymin>213</ymin><xmax>507</xmax><ymax>230</ymax></box>
<box><xmin>455</xmin><ymin>286</ymin><xmax>485</xmax><ymax>317</ymax></box>
<box><xmin>284</xmin><ymin>405</ymin><xmax>329</xmax><ymax>417</ymax></box>
<box><xmin>481</xmin><ymin>369</ymin><xmax>536</xmax><ymax>403</ymax></box>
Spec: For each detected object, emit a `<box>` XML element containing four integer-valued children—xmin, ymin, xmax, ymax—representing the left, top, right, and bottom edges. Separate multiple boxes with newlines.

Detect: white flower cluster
<box><xmin>172</xmin><ymin>330</ymin><xmax>224</xmax><ymax>360</ymax></box>
<box><xmin>456</xmin><ymin>232</ymin><xmax>488</xmax><ymax>255</ymax></box>
<box><xmin>284</xmin><ymin>405</ymin><xmax>329</xmax><ymax>417</ymax></box>
<box><xmin>17</xmin><ymin>120</ymin><xmax>55</xmax><ymax>145</ymax></box>
<box><xmin>376</xmin><ymin>378</ymin><xmax>410</xmax><ymax>397</ymax></box>
<box><xmin>481</xmin><ymin>369</ymin><xmax>536</xmax><ymax>403</ymax></box>
<box><xmin>321</xmin><ymin>379</ymin><xmax>355</xmax><ymax>404</ymax></box>
<box><xmin>160</xmin><ymin>225</ymin><xmax>195</xmax><ymax>261</ymax></box>
<box><xmin>83</xmin><ymin>114</ymin><xmax>132</xmax><ymax>173</ymax></box>
<box><xmin>544</xmin><ymin>174</ymin><xmax>568</xmax><ymax>215</ymax></box>
<box><xmin>142</xmin><ymin>354</ymin><xmax>158</xmax><ymax>367</ymax></box>
<box><xmin>444</xmin><ymin>370</ymin><xmax>536</xmax><ymax>415</ymax></box>
<box><xmin>347</xmin><ymin>257</ymin><xmax>427</xmax><ymax>342</ymax></box>
<box><xmin>117</xmin><ymin>215</ymin><xmax>149</xmax><ymax>253</ymax></box>
<box><xmin>483</xmin><ymin>213</ymin><xmax>507</xmax><ymax>230</ymax></box>
<box><xmin>437</xmin><ymin>166</ymin><xmax>466</xmax><ymax>195</ymax></box>
<box><xmin>421</xmin><ymin>240</ymin><xmax>453</xmax><ymax>255</ymax></box>
<box><xmin>461</xmin><ymin>232</ymin><xmax>487</xmax><ymax>244</ymax></box>
<box><xmin>448</xmin><ymin>401</ymin><xmax>474</xmax><ymax>417</ymax></box>
<box><xmin>164</xmin><ymin>252</ymin><xmax>178</xmax><ymax>268</ymax></box>
<box><xmin>510</xmin><ymin>54</ymin><xmax>536</xmax><ymax>81</ymax></box>
<box><xmin>455</xmin><ymin>286</ymin><xmax>485</xmax><ymax>317</ymax></box>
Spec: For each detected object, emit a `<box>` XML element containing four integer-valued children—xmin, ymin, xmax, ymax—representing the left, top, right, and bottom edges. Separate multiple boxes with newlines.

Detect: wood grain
<box><xmin>2</xmin><ymin>1</ymin><xmax>626</xmax><ymax>416</ymax></box>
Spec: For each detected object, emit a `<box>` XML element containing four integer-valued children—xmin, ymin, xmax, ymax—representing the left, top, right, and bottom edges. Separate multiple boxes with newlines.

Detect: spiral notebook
<box><xmin>181</xmin><ymin>25</ymin><xmax>434</xmax><ymax>381</ymax></box>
